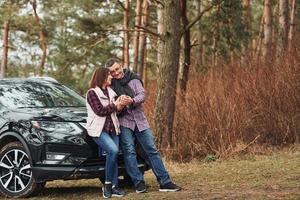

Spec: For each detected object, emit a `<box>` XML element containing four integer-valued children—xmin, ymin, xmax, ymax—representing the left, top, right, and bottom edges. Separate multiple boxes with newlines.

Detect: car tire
<box><xmin>0</xmin><ymin>141</ymin><xmax>42</xmax><ymax>198</ymax></box>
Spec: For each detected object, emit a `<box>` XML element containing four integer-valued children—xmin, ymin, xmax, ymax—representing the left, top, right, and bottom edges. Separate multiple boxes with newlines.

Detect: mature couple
<box><xmin>85</xmin><ymin>58</ymin><xmax>181</xmax><ymax>198</ymax></box>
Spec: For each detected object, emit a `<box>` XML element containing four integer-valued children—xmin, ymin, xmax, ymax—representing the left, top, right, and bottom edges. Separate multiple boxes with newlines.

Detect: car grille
<box><xmin>79</xmin><ymin>154</ymin><xmax>127</xmax><ymax>167</ymax></box>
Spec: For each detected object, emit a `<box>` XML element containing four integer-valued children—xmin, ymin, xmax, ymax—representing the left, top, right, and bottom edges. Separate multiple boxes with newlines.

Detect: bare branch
<box><xmin>149</xmin><ymin>0</ymin><xmax>164</xmax><ymax>7</ymax></box>
<box><xmin>135</xmin><ymin>25</ymin><xmax>162</xmax><ymax>39</ymax></box>
<box><xmin>181</xmin><ymin>0</ymin><xmax>224</xmax><ymax>36</ymax></box>
<box><xmin>116</xmin><ymin>0</ymin><xmax>126</xmax><ymax>10</ymax></box>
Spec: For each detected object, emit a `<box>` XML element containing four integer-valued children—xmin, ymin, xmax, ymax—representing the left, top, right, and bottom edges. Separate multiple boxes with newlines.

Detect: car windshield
<box><xmin>0</xmin><ymin>81</ymin><xmax>85</xmax><ymax>108</ymax></box>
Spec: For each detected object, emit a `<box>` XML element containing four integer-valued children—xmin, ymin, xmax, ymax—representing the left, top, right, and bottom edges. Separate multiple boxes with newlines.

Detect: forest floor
<box><xmin>6</xmin><ymin>145</ymin><xmax>300</xmax><ymax>200</ymax></box>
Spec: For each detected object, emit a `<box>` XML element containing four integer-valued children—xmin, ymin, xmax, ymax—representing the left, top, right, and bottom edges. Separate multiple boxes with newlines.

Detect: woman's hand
<box><xmin>114</xmin><ymin>97</ymin><xmax>125</xmax><ymax>111</ymax></box>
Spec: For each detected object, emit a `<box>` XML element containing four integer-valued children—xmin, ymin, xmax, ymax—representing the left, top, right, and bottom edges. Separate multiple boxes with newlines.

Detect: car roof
<box><xmin>0</xmin><ymin>77</ymin><xmax>59</xmax><ymax>85</ymax></box>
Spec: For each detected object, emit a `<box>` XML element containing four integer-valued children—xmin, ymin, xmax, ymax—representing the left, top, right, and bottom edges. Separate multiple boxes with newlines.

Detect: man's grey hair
<box><xmin>105</xmin><ymin>58</ymin><xmax>120</xmax><ymax>68</ymax></box>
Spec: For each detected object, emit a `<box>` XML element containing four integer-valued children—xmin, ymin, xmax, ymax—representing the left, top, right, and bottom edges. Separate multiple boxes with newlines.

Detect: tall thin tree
<box><xmin>263</xmin><ymin>0</ymin><xmax>273</xmax><ymax>63</ymax></box>
<box><xmin>256</xmin><ymin>12</ymin><xmax>264</xmax><ymax>62</ymax></box>
<box><xmin>288</xmin><ymin>0</ymin><xmax>296</xmax><ymax>50</ymax></box>
<box><xmin>279</xmin><ymin>0</ymin><xmax>289</xmax><ymax>50</ymax></box>
<box><xmin>242</xmin><ymin>0</ymin><xmax>252</xmax><ymax>62</ymax></box>
<box><xmin>179</xmin><ymin>0</ymin><xmax>191</xmax><ymax>95</ymax></box>
<box><xmin>32</xmin><ymin>0</ymin><xmax>47</xmax><ymax>76</ymax></box>
<box><xmin>133</xmin><ymin>0</ymin><xmax>142</xmax><ymax>72</ymax></box>
<box><xmin>1</xmin><ymin>21</ymin><xmax>9</xmax><ymax>79</ymax></box>
<box><xmin>156</xmin><ymin>3</ymin><xmax>164</xmax><ymax>71</ymax></box>
<box><xmin>123</xmin><ymin>0</ymin><xmax>130</xmax><ymax>68</ymax></box>
<box><xmin>195</xmin><ymin>0</ymin><xmax>204</xmax><ymax>68</ymax></box>
<box><xmin>137</xmin><ymin>0</ymin><xmax>149</xmax><ymax>78</ymax></box>
<box><xmin>212</xmin><ymin>23</ymin><xmax>219</xmax><ymax>67</ymax></box>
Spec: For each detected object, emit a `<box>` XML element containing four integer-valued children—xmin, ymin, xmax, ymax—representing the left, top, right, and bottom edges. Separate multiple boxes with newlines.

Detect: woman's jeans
<box><xmin>120</xmin><ymin>126</ymin><xmax>171</xmax><ymax>186</ymax></box>
<box><xmin>93</xmin><ymin>132</ymin><xmax>119</xmax><ymax>186</ymax></box>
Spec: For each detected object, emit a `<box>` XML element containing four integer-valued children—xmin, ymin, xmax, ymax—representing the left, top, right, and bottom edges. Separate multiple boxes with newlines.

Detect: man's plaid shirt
<box><xmin>119</xmin><ymin>79</ymin><xmax>149</xmax><ymax>132</ymax></box>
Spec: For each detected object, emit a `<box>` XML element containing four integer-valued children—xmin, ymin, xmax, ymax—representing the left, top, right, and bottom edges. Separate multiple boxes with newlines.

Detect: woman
<box><xmin>86</xmin><ymin>67</ymin><xmax>125</xmax><ymax>198</ymax></box>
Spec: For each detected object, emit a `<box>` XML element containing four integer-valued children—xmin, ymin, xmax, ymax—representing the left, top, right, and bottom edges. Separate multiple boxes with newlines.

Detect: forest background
<box><xmin>0</xmin><ymin>0</ymin><xmax>299</xmax><ymax>161</ymax></box>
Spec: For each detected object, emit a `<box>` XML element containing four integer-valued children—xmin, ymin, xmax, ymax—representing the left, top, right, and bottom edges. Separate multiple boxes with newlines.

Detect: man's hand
<box><xmin>119</xmin><ymin>95</ymin><xmax>134</xmax><ymax>106</ymax></box>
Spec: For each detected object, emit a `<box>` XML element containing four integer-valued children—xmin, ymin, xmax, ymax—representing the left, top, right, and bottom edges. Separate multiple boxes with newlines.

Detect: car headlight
<box><xmin>31</xmin><ymin>121</ymin><xmax>82</xmax><ymax>134</ymax></box>
<box><xmin>46</xmin><ymin>152</ymin><xmax>69</xmax><ymax>160</ymax></box>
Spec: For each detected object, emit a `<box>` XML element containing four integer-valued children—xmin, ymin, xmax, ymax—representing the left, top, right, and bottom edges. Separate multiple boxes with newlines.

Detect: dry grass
<box><xmin>5</xmin><ymin>145</ymin><xmax>299</xmax><ymax>200</ymax></box>
<box><xmin>144</xmin><ymin>44</ymin><xmax>300</xmax><ymax>161</ymax></box>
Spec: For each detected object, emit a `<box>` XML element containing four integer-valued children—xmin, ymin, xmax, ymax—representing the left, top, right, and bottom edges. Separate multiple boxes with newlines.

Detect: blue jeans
<box><xmin>120</xmin><ymin>126</ymin><xmax>171</xmax><ymax>186</ymax></box>
<box><xmin>93</xmin><ymin>132</ymin><xmax>119</xmax><ymax>186</ymax></box>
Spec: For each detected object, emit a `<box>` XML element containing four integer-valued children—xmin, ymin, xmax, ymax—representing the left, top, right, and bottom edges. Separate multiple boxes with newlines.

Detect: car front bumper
<box><xmin>32</xmin><ymin>162</ymin><xmax>149</xmax><ymax>182</ymax></box>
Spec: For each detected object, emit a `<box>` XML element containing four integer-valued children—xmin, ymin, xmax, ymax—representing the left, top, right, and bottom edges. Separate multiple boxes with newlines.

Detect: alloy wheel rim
<box><xmin>0</xmin><ymin>149</ymin><xmax>32</xmax><ymax>193</ymax></box>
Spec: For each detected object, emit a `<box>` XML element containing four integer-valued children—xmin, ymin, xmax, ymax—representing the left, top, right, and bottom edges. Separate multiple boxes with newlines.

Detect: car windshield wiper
<box><xmin>16</xmin><ymin>105</ymin><xmax>86</xmax><ymax>109</ymax></box>
<box><xmin>17</xmin><ymin>106</ymin><xmax>49</xmax><ymax>108</ymax></box>
<box><xmin>52</xmin><ymin>105</ymin><xmax>85</xmax><ymax>108</ymax></box>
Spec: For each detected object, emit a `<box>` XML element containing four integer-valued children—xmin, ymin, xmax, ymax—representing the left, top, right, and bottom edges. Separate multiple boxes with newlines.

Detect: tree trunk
<box><xmin>263</xmin><ymin>0</ymin><xmax>273</xmax><ymax>63</ymax></box>
<box><xmin>195</xmin><ymin>0</ymin><xmax>204</xmax><ymax>68</ymax></box>
<box><xmin>154</xmin><ymin>0</ymin><xmax>181</xmax><ymax>148</ymax></box>
<box><xmin>273</xmin><ymin>1</ymin><xmax>280</xmax><ymax>52</ymax></box>
<box><xmin>256</xmin><ymin>12</ymin><xmax>264</xmax><ymax>62</ymax></box>
<box><xmin>279</xmin><ymin>0</ymin><xmax>289</xmax><ymax>50</ymax></box>
<box><xmin>137</xmin><ymin>0</ymin><xmax>149</xmax><ymax>78</ymax></box>
<box><xmin>142</xmin><ymin>45</ymin><xmax>147</xmax><ymax>87</ymax></box>
<box><xmin>242</xmin><ymin>0</ymin><xmax>252</xmax><ymax>63</ymax></box>
<box><xmin>1</xmin><ymin>21</ymin><xmax>9</xmax><ymax>79</ymax></box>
<box><xmin>288</xmin><ymin>0</ymin><xmax>296</xmax><ymax>50</ymax></box>
<box><xmin>123</xmin><ymin>0</ymin><xmax>130</xmax><ymax>68</ymax></box>
<box><xmin>32</xmin><ymin>0</ymin><xmax>47</xmax><ymax>76</ymax></box>
<box><xmin>133</xmin><ymin>0</ymin><xmax>142</xmax><ymax>72</ymax></box>
<box><xmin>212</xmin><ymin>24</ymin><xmax>219</xmax><ymax>67</ymax></box>
<box><xmin>156</xmin><ymin>3</ymin><xmax>164</xmax><ymax>72</ymax></box>
<box><xmin>179</xmin><ymin>0</ymin><xmax>191</xmax><ymax>95</ymax></box>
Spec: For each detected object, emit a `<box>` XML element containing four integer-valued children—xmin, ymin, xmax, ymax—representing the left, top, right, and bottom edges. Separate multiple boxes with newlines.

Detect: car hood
<box><xmin>1</xmin><ymin>107</ymin><xmax>87</xmax><ymax>123</ymax></box>
<box><xmin>0</xmin><ymin>106</ymin><xmax>94</xmax><ymax>148</ymax></box>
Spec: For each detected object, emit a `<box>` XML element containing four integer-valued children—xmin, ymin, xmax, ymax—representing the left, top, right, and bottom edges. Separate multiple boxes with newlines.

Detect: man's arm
<box><xmin>129</xmin><ymin>79</ymin><xmax>146</xmax><ymax>106</ymax></box>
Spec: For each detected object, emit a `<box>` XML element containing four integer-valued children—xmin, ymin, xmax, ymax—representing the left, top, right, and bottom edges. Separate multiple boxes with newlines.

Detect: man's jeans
<box><xmin>93</xmin><ymin>132</ymin><xmax>119</xmax><ymax>186</ymax></box>
<box><xmin>120</xmin><ymin>126</ymin><xmax>171</xmax><ymax>186</ymax></box>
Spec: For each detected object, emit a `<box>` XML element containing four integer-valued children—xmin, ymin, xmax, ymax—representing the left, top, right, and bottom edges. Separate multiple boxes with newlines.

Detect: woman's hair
<box><xmin>89</xmin><ymin>67</ymin><xmax>109</xmax><ymax>89</ymax></box>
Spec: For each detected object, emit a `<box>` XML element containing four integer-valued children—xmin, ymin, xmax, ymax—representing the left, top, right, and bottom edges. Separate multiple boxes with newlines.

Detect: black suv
<box><xmin>0</xmin><ymin>77</ymin><xmax>148</xmax><ymax>198</ymax></box>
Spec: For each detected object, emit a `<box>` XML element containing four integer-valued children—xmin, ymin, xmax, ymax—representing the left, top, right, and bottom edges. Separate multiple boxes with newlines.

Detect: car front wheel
<box><xmin>0</xmin><ymin>141</ymin><xmax>43</xmax><ymax>198</ymax></box>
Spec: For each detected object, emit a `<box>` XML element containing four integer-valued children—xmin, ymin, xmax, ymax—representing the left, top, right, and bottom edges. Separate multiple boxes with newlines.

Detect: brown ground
<box><xmin>3</xmin><ymin>145</ymin><xmax>300</xmax><ymax>200</ymax></box>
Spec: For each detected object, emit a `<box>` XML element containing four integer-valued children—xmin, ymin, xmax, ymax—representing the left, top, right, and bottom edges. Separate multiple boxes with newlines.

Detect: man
<box><xmin>105</xmin><ymin>58</ymin><xmax>181</xmax><ymax>193</ymax></box>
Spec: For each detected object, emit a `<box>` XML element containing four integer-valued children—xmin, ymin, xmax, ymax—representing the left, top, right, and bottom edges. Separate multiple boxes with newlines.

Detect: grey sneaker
<box><xmin>159</xmin><ymin>182</ymin><xmax>181</xmax><ymax>192</ymax></box>
<box><xmin>102</xmin><ymin>183</ymin><xmax>112</xmax><ymax>198</ymax></box>
<box><xmin>112</xmin><ymin>185</ymin><xmax>125</xmax><ymax>197</ymax></box>
<box><xmin>135</xmin><ymin>181</ymin><xmax>147</xmax><ymax>193</ymax></box>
